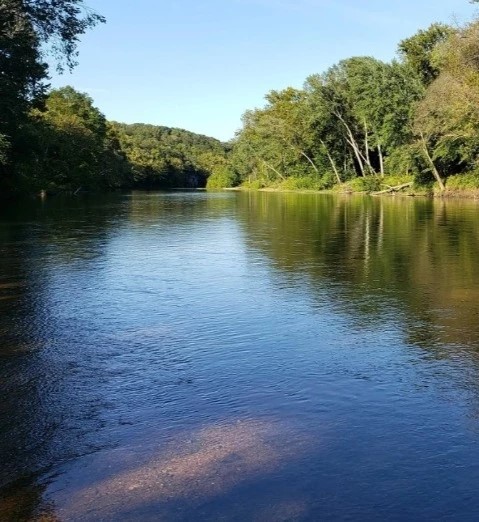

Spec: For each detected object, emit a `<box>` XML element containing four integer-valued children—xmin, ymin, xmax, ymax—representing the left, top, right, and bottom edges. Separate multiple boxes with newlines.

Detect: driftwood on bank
<box><xmin>371</xmin><ymin>182</ymin><xmax>413</xmax><ymax>196</ymax></box>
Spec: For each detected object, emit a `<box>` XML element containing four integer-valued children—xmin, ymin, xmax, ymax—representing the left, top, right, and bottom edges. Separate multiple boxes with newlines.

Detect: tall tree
<box><xmin>20</xmin><ymin>0</ymin><xmax>105</xmax><ymax>71</ymax></box>
<box><xmin>413</xmin><ymin>21</ymin><xmax>479</xmax><ymax>189</ymax></box>
<box><xmin>0</xmin><ymin>2</ymin><xmax>46</xmax><ymax>139</ymax></box>
<box><xmin>398</xmin><ymin>23</ymin><xmax>454</xmax><ymax>86</ymax></box>
<box><xmin>29</xmin><ymin>86</ymin><xmax>108</xmax><ymax>189</ymax></box>
<box><xmin>0</xmin><ymin>0</ymin><xmax>104</xmax><ymax>191</ymax></box>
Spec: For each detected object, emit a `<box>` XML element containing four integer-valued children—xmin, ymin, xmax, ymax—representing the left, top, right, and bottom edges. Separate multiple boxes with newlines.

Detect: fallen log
<box><xmin>371</xmin><ymin>182</ymin><xmax>413</xmax><ymax>196</ymax></box>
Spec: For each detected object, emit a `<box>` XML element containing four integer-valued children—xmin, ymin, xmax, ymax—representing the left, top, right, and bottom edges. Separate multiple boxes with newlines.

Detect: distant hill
<box><xmin>111</xmin><ymin>122</ymin><xmax>230</xmax><ymax>189</ymax></box>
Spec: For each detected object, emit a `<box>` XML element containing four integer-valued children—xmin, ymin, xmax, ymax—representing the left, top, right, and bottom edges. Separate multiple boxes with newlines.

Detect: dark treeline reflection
<box><xmin>0</xmin><ymin>194</ymin><xmax>131</xmax><ymax>520</ymax></box>
<box><xmin>236</xmin><ymin>192</ymin><xmax>479</xmax><ymax>350</ymax></box>
<box><xmin>127</xmin><ymin>190</ymin><xmax>235</xmax><ymax>226</ymax></box>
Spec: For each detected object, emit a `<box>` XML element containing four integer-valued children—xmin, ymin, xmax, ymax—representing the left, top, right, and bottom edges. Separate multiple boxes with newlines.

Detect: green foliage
<box><xmin>241</xmin><ymin>179</ymin><xmax>266</xmax><ymax>190</ymax></box>
<box><xmin>22</xmin><ymin>0</ymin><xmax>105</xmax><ymax>72</ymax></box>
<box><xmin>101</xmin><ymin>123</ymin><xmax>133</xmax><ymax>188</ymax></box>
<box><xmin>276</xmin><ymin>174</ymin><xmax>335</xmax><ymax>191</ymax></box>
<box><xmin>231</xmin><ymin>14</ymin><xmax>479</xmax><ymax>195</ymax></box>
<box><xmin>0</xmin><ymin>0</ymin><xmax>47</xmax><ymax>187</ymax></box>
<box><xmin>233</xmin><ymin>50</ymin><xmax>424</xmax><ymax>188</ymax></box>
<box><xmin>384</xmin><ymin>144</ymin><xmax>425</xmax><ymax>177</ymax></box>
<box><xmin>111</xmin><ymin>123</ymin><xmax>228</xmax><ymax>189</ymax></box>
<box><xmin>411</xmin><ymin>20</ymin><xmax>479</xmax><ymax>191</ymax></box>
<box><xmin>206</xmin><ymin>166</ymin><xmax>238</xmax><ymax>189</ymax></box>
<box><xmin>341</xmin><ymin>177</ymin><xmax>382</xmax><ymax>193</ymax></box>
<box><xmin>0</xmin><ymin>0</ymin><xmax>104</xmax><ymax>193</ymax></box>
<box><xmin>3</xmin><ymin>87</ymin><xmax>132</xmax><ymax>192</ymax></box>
<box><xmin>381</xmin><ymin>174</ymin><xmax>414</xmax><ymax>187</ymax></box>
<box><xmin>29</xmin><ymin>87</ymin><xmax>108</xmax><ymax>189</ymax></box>
<box><xmin>446</xmin><ymin>171</ymin><xmax>479</xmax><ymax>190</ymax></box>
<box><xmin>398</xmin><ymin>23</ymin><xmax>455</xmax><ymax>86</ymax></box>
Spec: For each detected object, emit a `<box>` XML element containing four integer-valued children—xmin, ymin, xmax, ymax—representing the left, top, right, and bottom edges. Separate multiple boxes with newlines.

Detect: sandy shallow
<box><xmin>40</xmin><ymin>418</ymin><xmax>314</xmax><ymax>521</ymax></box>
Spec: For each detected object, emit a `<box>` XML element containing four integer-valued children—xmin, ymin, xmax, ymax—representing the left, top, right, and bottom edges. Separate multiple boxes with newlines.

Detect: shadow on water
<box><xmin>3</xmin><ymin>191</ymin><xmax>479</xmax><ymax>520</ymax></box>
<box><xmin>0</xmin><ymin>194</ymin><xmax>131</xmax><ymax>521</ymax></box>
<box><xmin>0</xmin><ymin>416</ymin><xmax>315</xmax><ymax>521</ymax></box>
<box><xmin>0</xmin><ymin>478</ymin><xmax>57</xmax><ymax>521</ymax></box>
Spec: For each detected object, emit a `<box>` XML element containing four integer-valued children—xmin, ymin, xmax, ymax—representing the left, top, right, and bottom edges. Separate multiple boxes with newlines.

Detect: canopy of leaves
<box><xmin>110</xmin><ymin>123</ymin><xmax>229</xmax><ymax>189</ymax></box>
<box><xmin>231</xmin><ymin>15</ymin><xmax>479</xmax><ymax>192</ymax></box>
<box><xmin>0</xmin><ymin>1</ymin><xmax>46</xmax><ymax>135</ymax></box>
<box><xmin>22</xmin><ymin>0</ymin><xmax>105</xmax><ymax>71</ymax></box>
<box><xmin>0</xmin><ymin>0</ymin><xmax>105</xmax><ymax>191</ymax></box>
<box><xmin>398</xmin><ymin>23</ymin><xmax>455</xmax><ymax>86</ymax></box>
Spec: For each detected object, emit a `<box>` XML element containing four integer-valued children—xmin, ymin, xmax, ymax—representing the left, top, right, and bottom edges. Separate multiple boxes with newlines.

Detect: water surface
<box><xmin>1</xmin><ymin>191</ymin><xmax>479</xmax><ymax>521</ymax></box>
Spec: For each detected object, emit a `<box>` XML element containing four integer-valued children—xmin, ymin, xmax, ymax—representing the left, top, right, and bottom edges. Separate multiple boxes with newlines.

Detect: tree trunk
<box><xmin>364</xmin><ymin>120</ymin><xmax>373</xmax><ymax>175</ymax></box>
<box><xmin>262</xmin><ymin>160</ymin><xmax>285</xmax><ymax>180</ymax></box>
<box><xmin>334</xmin><ymin>111</ymin><xmax>366</xmax><ymax>176</ymax></box>
<box><xmin>378</xmin><ymin>142</ymin><xmax>384</xmax><ymax>177</ymax></box>
<box><xmin>286</xmin><ymin>139</ymin><xmax>320</xmax><ymax>175</ymax></box>
<box><xmin>371</xmin><ymin>182</ymin><xmax>413</xmax><ymax>195</ymax></box>
<box><xmin>320</xmin><ymin>140</ymin><xmax>341</xmax><ymax>184</ymax></box>
<box><xmin>420</xmin><ymin>133</ymin><xmax>445</xmax><ymax>191</ymax></box>
<box><xmin>298</xmin><ymin>149</ymin><xmax>320</xmax><ymax>175</ymax></box>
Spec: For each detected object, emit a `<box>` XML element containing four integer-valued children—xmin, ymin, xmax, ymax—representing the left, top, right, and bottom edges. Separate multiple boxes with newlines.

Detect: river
<box><xmin>1</xmin><ymin>191</ymin><xmax>479</xmax><ymax>521</ymax></box>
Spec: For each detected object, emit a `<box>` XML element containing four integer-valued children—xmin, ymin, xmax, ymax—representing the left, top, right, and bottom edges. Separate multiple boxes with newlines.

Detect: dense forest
<box><xmin>2</xmin><ymin>1</ymin><xmax>479</xmax><ymax>195</ymax></box>
<box><xmin>1</xmin><ymin>79</ymin><xmax>228</xmax><ymax>193</ymax></box>
<box><xmin>228</xmin><ymin>10</ymin><xmax>479</xmax><ymax>195</ymax></box>
<box><xmin>111</xmin><ymin>122</ymin><xmax>229</xmax><ymax>189</ymax></box>
<box><xmin>0</xmin><ymin>1</ymin><xmax>228</xmax><ymax>195</ymax></box>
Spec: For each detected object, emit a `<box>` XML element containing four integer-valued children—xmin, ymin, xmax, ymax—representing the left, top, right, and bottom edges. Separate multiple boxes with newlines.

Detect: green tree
<box><xmin>0</xmin><ymin>1</ymin><xmax>47</xmax><ymax>188</ymax></box>
<box><xmin>0</xmin><ymin>0</ymin><xmax>104</xmax><ymax>192</ymax></box>
<box><xmin>412</xmin><ymin>21</ymin><xmax>479</xmax><ymax>190</ymax></box>
<box><xmin>30</xmin><ymin>87</ymin><xmax>109</xmax><ymax>190</ymax></box>
<box><xmin>398</xmin><ymin>23</ymin><xmax>454</xmax><ymax>86</ymax></box>
<box><xmin>305</xmin><ymin>57</ymin><xmax>422</xmax><ymax>179</ymax></box>
<box><xmin>20</xmin><ymin>0</ymin><xmax>105</xmax><ymax>71</ymax></box>
<box><xmin>111</xmin><ymin>122</ymin><xmax>228</xmax><ymax>189</ymax></box>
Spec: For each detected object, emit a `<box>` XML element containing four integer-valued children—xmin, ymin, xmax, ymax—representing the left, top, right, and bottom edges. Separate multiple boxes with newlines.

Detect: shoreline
<box><xmin>4</xmin><ymin>186</ymin><xmax>479</xmax><ymax>202</ymax></box>
<box><xmin>223</xmin><ymin>186</ymin><xmax>479</xmax><ymax>200</ymax></box>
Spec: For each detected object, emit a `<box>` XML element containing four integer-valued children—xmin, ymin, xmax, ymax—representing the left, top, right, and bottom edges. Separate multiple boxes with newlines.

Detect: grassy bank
<box><xmin>222</xmin><ymin>173</ymin><xmax>479</xmax><ymax>199</ymax></box>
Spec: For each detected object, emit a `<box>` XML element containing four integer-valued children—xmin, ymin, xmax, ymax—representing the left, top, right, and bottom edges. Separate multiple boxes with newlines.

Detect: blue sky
<box><xmin>50</xmin><ymin>0</ymin><xmax>477</xmax><ymax>141</ymax></box>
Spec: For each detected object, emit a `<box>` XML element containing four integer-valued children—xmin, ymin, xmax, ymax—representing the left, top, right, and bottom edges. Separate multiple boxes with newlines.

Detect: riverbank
<box><xmin>224</xmin><ymin>181</ymin><xmax>479</xmax><ymax>200</ymax></box>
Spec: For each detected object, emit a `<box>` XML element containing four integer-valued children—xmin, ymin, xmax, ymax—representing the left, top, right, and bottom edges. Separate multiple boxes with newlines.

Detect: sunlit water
<box><xmin>2</xmin><ymin>191</ymin><xmax>479</xmax><ymax>521</ymax></box>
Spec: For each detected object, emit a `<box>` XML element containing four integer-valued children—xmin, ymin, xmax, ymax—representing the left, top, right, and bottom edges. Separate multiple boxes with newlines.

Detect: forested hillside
<box><xmin>0</xmin><ymin>1</ymin><xmax>227</xmax><ymax>195</ymax></box>
<box><xmin>2</xmin><ymin>83</ymin><xmax>228</xmax><ymax>193</ymax></box>
<box><xmin>111</xmin><ymin>123</ymin><xmax>228</xmax><ymax>189</ymax></box>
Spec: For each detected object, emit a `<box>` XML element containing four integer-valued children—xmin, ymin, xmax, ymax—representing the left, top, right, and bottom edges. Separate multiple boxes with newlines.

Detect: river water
<box><xmin>1</xmin><ymin>191</ymin><xmax>479</xmax><ymax>521</ymax></box>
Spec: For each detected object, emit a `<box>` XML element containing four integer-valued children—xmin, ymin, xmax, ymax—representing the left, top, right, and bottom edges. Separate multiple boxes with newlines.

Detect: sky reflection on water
<box><xmin>2</xmin><ymin>192</ymin><xmax>479</xmax><ymax>520</ymax></box>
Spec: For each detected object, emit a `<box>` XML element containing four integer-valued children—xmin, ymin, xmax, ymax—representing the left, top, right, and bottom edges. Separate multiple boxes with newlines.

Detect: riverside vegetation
<box><xmin>0</xmin><ymin>1</ymin><xmax>229</xmax><ymax>195</ymax></box>
<box><xmin>3</xmin><ymin>1</ymin><xmax>479</xmax><ymax>196</ymax></box>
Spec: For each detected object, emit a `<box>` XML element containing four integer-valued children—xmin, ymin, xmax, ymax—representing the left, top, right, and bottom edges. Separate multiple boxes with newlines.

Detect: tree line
<box><xmin>2</xmin><ymin>1</ymin><xmax>479</xmax><ymax>195</ymax></box>
<box><xmin>0</xmin><ymin>1</ymin><xmax>228</xmax><ymax>195</ymax></box>
<box><xmin>226</xmin><ymin>8</ymin><xmax>479</xmax><ymax>194</ymax></box>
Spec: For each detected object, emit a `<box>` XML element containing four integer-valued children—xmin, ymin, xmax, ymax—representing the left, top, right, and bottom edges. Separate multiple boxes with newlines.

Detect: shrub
<box><xmin>240</xmin><ymin>178</ymin><xmax>265</xmax><ymax>189</ymax></box>
<box><xmin>341</xmin><ymin>176</ymin><xmax>382</xmax><ymax>193</ymax></box>
<box><xmin>446</xmin><ymin>171</ymin><xmax>479</xmax><ymax>190</ymax></box>
<box><xmin>206</xmin><ymin>167</ymin><xmax>238</xmax><ymax>189</ymax></box>
<box><xmin>381</xmin><ymin>174</ymin><xmax>414</xmax><ymax>188</ymax></box>
<box><xmin>277</xmin><ymin>174</ymin><xmax>333</xmax><ymax>191</ymax></box>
